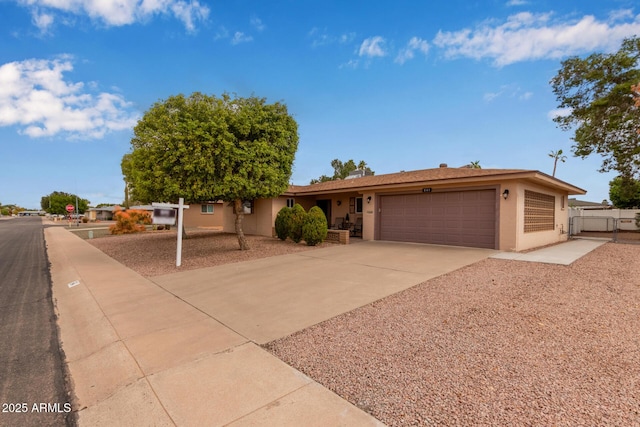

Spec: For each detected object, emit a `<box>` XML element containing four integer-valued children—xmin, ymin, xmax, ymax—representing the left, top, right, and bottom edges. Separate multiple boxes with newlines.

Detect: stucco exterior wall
<box><xmin>512</xmin><ymin>182</ymin><xmax>569</xmax><ymax>251</ymax></box>
<box><xmin>255</xmin><ymin>198</ymin><xmax>275</xmax><ymax>236</ymax></box>
<box><xmin>221</xmin><ymin>199</ymin><xmax>279</xmax><ymax>236</ymax></box>
<box><xmin>498</xmin><ymin>182</ymin><xmax>518</xmax><ymax>251</ymax></box>
<box><xmin>222</xmin><ymin>202</ymin><xmax>260</xmax><ymax>234</ymax></box>
<box><xmin>220</xmin><ymin>176</ymin><xmax>576</xmax><ymax>252</ymax></box>
<box><xmin>183</xmin><ymin>203</ymin><xmax>223</xmax><ymax>228</ymax></box>
<box><xmin>362</xmin><ymin>191</ymin><xmax>376</xmax><ymax>241</ymax></box>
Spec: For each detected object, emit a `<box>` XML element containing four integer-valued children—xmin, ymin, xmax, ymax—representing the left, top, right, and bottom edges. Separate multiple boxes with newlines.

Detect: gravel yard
<box><xmin>86</xmin><ymin>229</ymin><xmax>328</xmax><ymax>277</ymax></box>
<box><xmin>266</xmin><ymin>243</ymin><xmax>640</xmax><ymax>426</ymax></box>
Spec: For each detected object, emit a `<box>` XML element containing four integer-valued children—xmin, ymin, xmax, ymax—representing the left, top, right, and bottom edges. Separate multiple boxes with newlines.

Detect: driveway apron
<box><xmin>150</xmin><ymin>241</ymin><xmax>497</xmax><ymax>345</ymax></box>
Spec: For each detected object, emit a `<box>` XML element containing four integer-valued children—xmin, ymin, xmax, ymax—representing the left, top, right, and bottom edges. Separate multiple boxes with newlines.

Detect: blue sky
<box><xmin>1</xmin><ymin>1</ymin><xmax>639</xmax><ymax>209</ymax></box>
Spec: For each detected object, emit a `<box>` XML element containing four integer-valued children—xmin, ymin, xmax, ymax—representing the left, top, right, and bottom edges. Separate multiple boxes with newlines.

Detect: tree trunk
<box><xmin>182</xmin><ymin>221</ymin><xmax>189</xmax><ymax>239</ymax></box>
<box><xmin>234</xmin><ymin>198</ymin><xmax>249</xmax><ymax>250</ymax></box>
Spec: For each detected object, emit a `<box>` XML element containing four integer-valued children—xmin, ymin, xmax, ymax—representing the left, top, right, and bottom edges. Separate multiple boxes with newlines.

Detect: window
<box><xmin>524</xmin><ymin>190</ymin><xmax>555</xmax><ymax>233</ymax></box>
<box><xmin>201</xmin><ymin>204</ymin><xmax>214</xmax><ymax>214</ymax></box>
<box><xmin>286</xmin><ymin>198</ymin><xmax>295</xmax><ymax>208</ymax></box>
<box><xmin>349</xmin><ymin>197</ymin><xmax>363</xmax><ymax>214</ymax></box>
<box><xmin>234</xmin><ymin>200</ymin><xmax>253</xmax><ymax>214</ymax></box>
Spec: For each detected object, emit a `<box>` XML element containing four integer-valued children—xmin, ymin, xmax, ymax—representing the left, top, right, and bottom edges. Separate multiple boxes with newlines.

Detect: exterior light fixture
<box><xmin>502</xmin><ymin>189</ymin><xmax>509</xmax><ymax>200</ymax></box>
<box><xmin>367</xmin><ymin>196</ymin><xmax>372</xmax><ymax>203</ymax></box>
<box><xmin>336</xmin><ymin>200</ymin><xmax>342</xmax><ymax>206</ymax></box>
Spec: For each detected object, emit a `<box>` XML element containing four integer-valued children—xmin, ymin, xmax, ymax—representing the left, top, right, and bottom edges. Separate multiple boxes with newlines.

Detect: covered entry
<box><xmin>378</xmin><ymin>189</ymin><xmax>497</xmax><ymax>248</ymax></box>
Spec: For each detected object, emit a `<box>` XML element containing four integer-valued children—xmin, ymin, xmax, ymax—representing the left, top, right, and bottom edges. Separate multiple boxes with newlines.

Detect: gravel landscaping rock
<box><xmin>87</xmin><ymin>229</ymin><xmax>328</xmax><ymax>277</ymax></box>
<box><xmin>266</xmin><ymin>243</ymin><xmax>640</xmax><ymax>426</ymax></box>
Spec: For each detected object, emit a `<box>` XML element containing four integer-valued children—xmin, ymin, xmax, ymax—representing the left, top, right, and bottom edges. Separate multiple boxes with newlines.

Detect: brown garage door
<box><xmin>379</xmin><ymin>190</ymin><xmax>497</xmax><ymax>249</ymax></box>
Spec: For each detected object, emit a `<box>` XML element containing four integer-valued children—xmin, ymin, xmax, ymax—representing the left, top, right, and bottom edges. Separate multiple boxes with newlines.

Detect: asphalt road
<box><xmin>0</xmin><ymin>217</ymin><xmax>75</xmax><ymax>427</ymax></box>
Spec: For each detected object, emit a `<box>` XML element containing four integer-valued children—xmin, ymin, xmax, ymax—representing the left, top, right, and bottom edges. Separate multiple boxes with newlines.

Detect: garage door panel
<box><xmin>380</xmin><ymin>190</ymin><xmax>496</xmax><ymax>249</ymax></box>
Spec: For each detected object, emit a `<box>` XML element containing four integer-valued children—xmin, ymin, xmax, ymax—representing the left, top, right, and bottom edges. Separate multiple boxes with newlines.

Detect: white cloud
<box><xmin>506</xmin><ymin>0</ymin><xmax>528</xmax><ymax>6</ymax></box>
<box><xmin>395</xmin><ymin>36</ymin><xmax>430</xmax><ymax>64</ymax></box>
<box><xmin>250</xmin><ymin>17</ymin><xmax>265</xmax><ymax>32</ymax></box>
<box><xmin>339</xmin><ymin>59</ymin><xmax>359</xmax><ymax>69</ymax></box>
<box><xmin>484</xmin><ymin>91</ymin><xmax>501</xmax><ymax>102</ymax></box>
<box><xmin>231</xmin><ymin>31</ymin><xmax>253</xmax><ymax>45</ymax></box>
<box><xmin>0</xmin><ymin>57</ymin><xmax>139</xmax><ymax>139</ymax></box>
<box><xmin>339</xmin><ymin>33</ymin><xmax>356</xmax><ymax>44</ymax></box>
<box><xmin>483</xmin><ymin>84</ymin><xmax>533</xmax><ymax>102</ymax></box>
<box><xmin>170</xmin><ymin>1</ymin><xmax>209</xmax><ymax>32</ymax></box>
<box><xmin>358</xmin><ymin>36</ymin><xmax>387</xmax><ymax>57</ymax></box>
<box><xmin>32</xmin><ymin>11</ymin><xmax>55</xmax><ymax>33</ymax></box>
<box><xmin>520</xmin><ymin>91</ymin><xmax>533</xmax><ymax>100</ymax></box>
<box><xmin>214</xmin><ymin>25</ymin><xmax>229</xmax><ymax>40</ymax></box>
<box><xmin>309</xmin><ymin>28</ymin><xmax>355</xmax><ymax>47</ymax></box>
<box><xmin>433</xmin><ymin>11</ymin><xmax>640</xmax><ymax>66</ymax></box>
<box><xmin>17</xmin><ymin>0</ymin><xmax>209</xmax><ymax>31</ymax></box>
<box><xmin>548</xmin><ymin>107</ymin><xmax>572</xmax><ymax>120</ymax></box>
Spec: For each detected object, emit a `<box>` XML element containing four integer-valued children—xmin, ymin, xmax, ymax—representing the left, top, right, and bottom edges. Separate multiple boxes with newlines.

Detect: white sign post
<box><xmin>152</xmin><ymin>198</ymin><xmax>189</xmax><ymax>267</ymax></box>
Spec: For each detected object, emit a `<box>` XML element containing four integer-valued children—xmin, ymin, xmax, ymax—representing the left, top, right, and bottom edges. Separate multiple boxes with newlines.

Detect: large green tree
<box><xmin>550</xmin><ymin>37</ymin><xmax>640</xmax><ymax>177</ymax></box>
<box><xmin>310</xmin><ymin>159</ymin><xmax>374</xmax><ymax>184</ymax></box>
<box><xmin>609</xmin><ymin>176</ymin><xmax>640</xmax><ymax>208</ymax></box>
<box><xmin>41</xmin><ymin>191</ymin><xmax>90</xmax><ymax>215</ymax></box>
<box><xmin>124</xmin><ymin>92</ymin><xmax>299</xmax><ymax>250</ymax></box>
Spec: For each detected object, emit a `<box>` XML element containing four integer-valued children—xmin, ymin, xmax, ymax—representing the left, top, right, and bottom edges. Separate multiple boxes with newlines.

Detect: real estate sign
<box><xmin>152</xmin><ymin>208</ymin><xmax>176</xmax><ymax>225</ymax></box>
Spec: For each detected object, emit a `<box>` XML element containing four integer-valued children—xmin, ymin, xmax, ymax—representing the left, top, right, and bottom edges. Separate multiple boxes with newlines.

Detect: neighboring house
<box><xmin>17</xmin><ymin>210</ymin><xmax>45</xmax><ymax>216</ymax></box>
<box><xmin>568</xmin><ymin>198</ymin><xmax>611</xmax><ymax>209</ymax></box>
<box><xmin>221</xmin><ymin>165</ymin><xmax>586</xmax><ymax>252</ymax></box>
<box><xmin>86</xmin><ymin>206</ymin><xmax>116</xmax><ymax>221</ymax></box>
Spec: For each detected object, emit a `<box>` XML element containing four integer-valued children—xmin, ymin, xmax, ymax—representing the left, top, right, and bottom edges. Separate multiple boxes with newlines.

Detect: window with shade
<box><xmin>524</xmin><ymin>190</ymin><xmax>555</xmax><ymax>233</ymax></box>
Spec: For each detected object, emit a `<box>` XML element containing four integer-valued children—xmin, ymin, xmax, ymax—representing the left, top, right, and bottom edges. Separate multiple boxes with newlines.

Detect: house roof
<box><xmin>286</xmin><ymin>167</ymin><xmax>586</xmax><ymax>195</ymax></box>
<box><xmin>569</xmin><ymin>198</ymin><xmax>611</xmax><ymax>209</ymax></box>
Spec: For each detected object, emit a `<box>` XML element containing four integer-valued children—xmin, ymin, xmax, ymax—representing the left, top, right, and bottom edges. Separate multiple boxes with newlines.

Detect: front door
<box><xmin>315</xmin><ymin>199</ymin><xmax>332</xmax><ymax>228</ymax></box>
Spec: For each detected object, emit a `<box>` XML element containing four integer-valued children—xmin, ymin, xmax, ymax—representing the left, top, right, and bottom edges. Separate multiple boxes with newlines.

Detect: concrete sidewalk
<box><xmin>46</xmin><ymin>227</ymin><xmax>385</xmax><ymax>426</ymax></box>
<box><xmin>490</xmin><ymin>238</ymin><xmax>607</xmax><ymax>265</ymax></box>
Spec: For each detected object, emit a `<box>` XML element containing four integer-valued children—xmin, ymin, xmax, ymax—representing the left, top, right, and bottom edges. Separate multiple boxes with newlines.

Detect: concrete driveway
<box><xmin>151</xmin><ymin>241</ymin><xmax>497</xmax><ymax>344</ymax></box>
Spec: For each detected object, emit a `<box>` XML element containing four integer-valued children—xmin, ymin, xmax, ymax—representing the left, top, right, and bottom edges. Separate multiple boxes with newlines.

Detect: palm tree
<box><xmin>549</xmin><ymin>149</ymin><xmax>567</xmax><ymax>177</ymax></box>
<box><xmin>469</xmin><ymin>161</ymin><xmax>481</xmax><ymax>169</ymax></box>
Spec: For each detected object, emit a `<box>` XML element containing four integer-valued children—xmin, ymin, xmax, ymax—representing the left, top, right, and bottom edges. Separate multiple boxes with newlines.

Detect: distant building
<box><xmin>17</xmin><ymin>211</ymin><xmax>45</xmax><ymax>216</ymax></box>
<box><xmin>568</xmin><ymin>198</ymin><xmax>611</xmax><ymax>209</ymax></box>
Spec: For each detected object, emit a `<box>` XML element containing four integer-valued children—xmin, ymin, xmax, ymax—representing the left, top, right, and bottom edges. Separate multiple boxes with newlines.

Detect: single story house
<box><xmin>85</xmin><ymin>206</ymin><xmax>116</xmax><ymax>221</ymax></box>
<box><xmin>216</xmin><ymin>164</ymin><xmax>586</xmax><ymax>252</ymax></box>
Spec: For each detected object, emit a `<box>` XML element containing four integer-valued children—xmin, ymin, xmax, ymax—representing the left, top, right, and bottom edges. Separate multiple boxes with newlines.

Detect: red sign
<box><xmin>66</xmin><ymin>204</ymin><xmax>75</xmax><ymax>212</ymax></box>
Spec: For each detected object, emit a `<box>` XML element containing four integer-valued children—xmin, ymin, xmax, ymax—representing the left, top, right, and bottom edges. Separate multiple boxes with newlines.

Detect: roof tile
<box><xmin>288</xmin><ymin>167</ymin><xmax>529</xmax><ymax>194</ymax></box>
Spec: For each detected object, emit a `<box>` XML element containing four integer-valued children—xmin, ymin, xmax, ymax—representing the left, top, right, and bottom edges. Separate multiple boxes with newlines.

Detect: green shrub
<box><xmin>275</xmin><ymin>206</ymin><xmax>292</xmax><ymax>240</ymax></box>
<box><xmin>288</xmin><ymin>204</ymin><xmax>307</xmax><ymax>243</ymax></box>
<box><xmin>302</xmin><ymin>206</ymin><xmax>328</xmax><ymax>246</ymax></box>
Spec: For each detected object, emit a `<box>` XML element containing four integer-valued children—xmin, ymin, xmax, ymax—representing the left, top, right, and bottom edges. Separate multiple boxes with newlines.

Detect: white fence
<box><xmin>569</xmin><ymin>208</ymin><xmax>640</xmax><ymax>234</ymax></box>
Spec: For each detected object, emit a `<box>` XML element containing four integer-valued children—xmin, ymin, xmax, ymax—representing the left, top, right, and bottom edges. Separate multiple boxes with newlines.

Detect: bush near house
<box><xmin>109</xmin><ymin>208</ymin><xmax>152</xmax><ymax>235</ymax></box>
<box><xmin>288</xmin><ymin>204</ymin><xmax>307</xmax><ymax>243</ymax></box>
<box><xmin>302</xmin><ymin>206</ymin><xmax>328</xmax><ymax>246</ymax></box>
<box><xmin>275</xmin><ymin>206</ymin><xmax>292</xmax><ymax>240</ymax></box>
